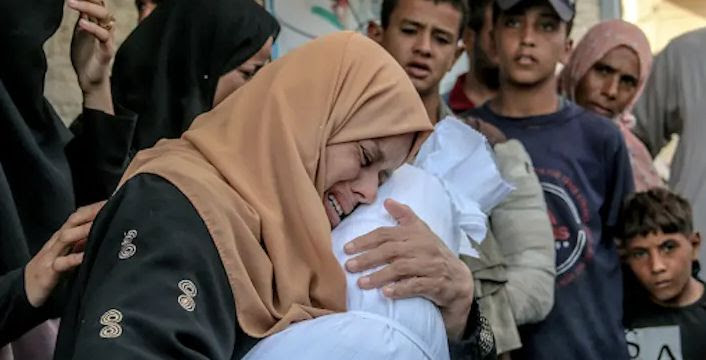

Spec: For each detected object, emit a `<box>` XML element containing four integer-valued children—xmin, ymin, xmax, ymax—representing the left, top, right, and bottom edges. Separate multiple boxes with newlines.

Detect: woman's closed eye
<box><xmin>238</xmin><ymin>69</ymin><xmax>254</xmax><ymax>80</ymax></box>
<box><xmin>359</xmin><ymin>145</ymin><xmax>373</xmax><ymax>167</ymax></box>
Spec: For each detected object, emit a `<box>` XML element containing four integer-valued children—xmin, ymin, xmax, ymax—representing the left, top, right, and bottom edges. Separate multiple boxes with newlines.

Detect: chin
<box><xmin>506</xmin><ymin>68</ymin><xmax>552</xmax><ymax>86</ymax></box>
<box><xmin>650</xmin><ymin>288</ymin><xmax>680</xmax><ymax>304</ymax></box>
<box><xmin>411</xmin><ymin>80</ymin><xmax>433</xmax><ymax>96</ymax></box>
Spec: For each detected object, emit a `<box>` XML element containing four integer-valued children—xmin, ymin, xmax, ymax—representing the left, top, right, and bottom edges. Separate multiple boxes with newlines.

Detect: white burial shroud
<box><xmin>244</xmin><ymin>117</ymin><xmax>512</xmax><ymax>360</ymax></box>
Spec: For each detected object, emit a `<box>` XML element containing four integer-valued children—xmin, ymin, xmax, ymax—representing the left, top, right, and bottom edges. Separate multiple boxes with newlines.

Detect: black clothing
<box><xmin>110</xmin><ymin>0</ymin><xmax>280</xmax><ymax>153</ymax></box>
<box><xmin>54</xmin><ymin>174</ymin><xmax>493</xmax><ymax>359</ymax></box>
<box><xmin>450</xmin><ymin>300</ymin><xmax>497</xmax><ymax>360</ymax></box>
<box><xmin>66</xmin><ymin>108</ymin><xmax>137</xmax><ymax>205</ymax></box>
<box><xmin>0</xmin><ymin>0</ymin><xmax>75</xmax><ymax>259</ymax></box>
<box><xmin>54</xmin><ymin>174</ymin><xmax>257</xmax><ymax>359</ymax></box>
<box><xmin>625</xmin><ymin>283</ymin><xmax>706</xmax><ymax>360</ymax></box>
<box><xmin>0</xmin><ymin>268</ymin><xmax>54</xmax><ymax>346</ymax></box>
<box><xmin>0</xmin><ymin>0</ymin><xmax>136</xmax><ymax>346</ymax></box>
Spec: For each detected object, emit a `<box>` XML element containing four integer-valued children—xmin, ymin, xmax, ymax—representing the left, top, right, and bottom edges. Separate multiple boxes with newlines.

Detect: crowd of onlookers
<box><xmin>1</xmin><ymin>0</ymin><xmax>704</xmax><ymax>359</ymax></box>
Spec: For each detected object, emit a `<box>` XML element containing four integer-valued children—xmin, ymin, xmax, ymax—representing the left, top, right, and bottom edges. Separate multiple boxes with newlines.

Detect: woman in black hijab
<box><xmin>0</xmin><ymin>0</ymin><xmax>129</xmax><ymax>353</ymax></box>
<box><xmin>67</xmin><ymin>0</ymin><xmax>280</xmax><ymax>206</ymax></box>
<box><xmin>109</xmin><ymin>0</ymin><xmax>280</xmax><ymax>154</ymax></box>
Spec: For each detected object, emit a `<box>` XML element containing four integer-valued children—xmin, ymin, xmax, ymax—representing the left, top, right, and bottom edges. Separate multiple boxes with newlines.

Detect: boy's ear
<box><xmin>367</xmin><ymin>21</ymin><xmax>384</xmax><ymax>43</ymax></box>
<box><xmin>690</xmin><ymin>232</ymin><xmax>701</xmax><ymax>260</ymax></box>
<box><xmin>559</xmin><ymin>38</ymin><xmax>574</xmax><ymax>66</ymax></box>
<box><xmin>462</xmin><ymin>28</ymin><xmax>476</xmax><ymax>59</ymax></box>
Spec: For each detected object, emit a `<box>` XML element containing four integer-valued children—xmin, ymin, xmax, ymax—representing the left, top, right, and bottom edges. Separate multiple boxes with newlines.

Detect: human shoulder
<box><xmin>567</xmin><ymin>102</ymin><xmax>624</xmax><ymax>148</ymax></box>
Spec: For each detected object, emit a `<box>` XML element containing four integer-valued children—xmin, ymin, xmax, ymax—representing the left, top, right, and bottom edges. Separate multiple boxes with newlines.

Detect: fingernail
<box><xmin>346</xmin><ymin>260</ymin><xmax>358</xmax><ymax>271</ymax></box>
<box><xmin>358</xmin><ymin>276</ymin><xmax>369</xmax><ymax>287</ymax></box>
<box><xmin>383</xmin><ymin>286</ymin><xmax>394</xmax><ymax>297</ymax></box>
<box><xmin>344</xmin><ymin>243</ymin><xmax>354</xmax><ymax>253</ymax></box>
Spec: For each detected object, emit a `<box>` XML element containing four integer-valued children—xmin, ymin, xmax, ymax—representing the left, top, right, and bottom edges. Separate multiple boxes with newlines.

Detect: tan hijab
<box><xmin>120</xmin><ymin>31</ymin><xmax>433</xmax><ymax>337</ymax></box>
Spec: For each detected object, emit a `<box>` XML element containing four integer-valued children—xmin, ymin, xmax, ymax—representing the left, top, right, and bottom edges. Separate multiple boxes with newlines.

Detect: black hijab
<box><xmin>0</xmin><ymin>0</ymin><xmax>75</xmax><ymax>266</ymax></box>
<box><xmin>111</xmin><ymin>0</ymin><xmax>280</xmax><ymax>152</ymax></box>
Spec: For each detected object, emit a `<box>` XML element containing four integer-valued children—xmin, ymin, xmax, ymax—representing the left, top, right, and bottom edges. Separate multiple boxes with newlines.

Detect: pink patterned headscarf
<box><xmin>560</xmin><ymin>19</ymin><xmax>663</xmax><ymax>191</ymax></box>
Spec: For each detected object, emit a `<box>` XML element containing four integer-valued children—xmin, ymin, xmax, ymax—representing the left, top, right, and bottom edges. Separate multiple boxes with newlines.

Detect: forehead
<box><xmin>390</xmin><ymin>0</ymin><xmax>462</xmax><ymax>35</ymax></box>
<box><xmin>626</xmin><ymin>231</ymin><xmax>692</xmax><ymax>248</ymax></box>
<box><xmin>598</xmin><ymin>46</ymin><xmax>640</xmax><ymax>77</ymax></box>
<box><xmin>503</xmin><ymin>3</ymin><xmax>559</xmax><ymax>18</ymax></box>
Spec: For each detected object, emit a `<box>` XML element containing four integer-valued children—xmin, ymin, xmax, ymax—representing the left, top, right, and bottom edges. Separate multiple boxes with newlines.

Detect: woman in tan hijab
<box><xmin>52</xmin><ymin>32</ymin><xmax>433</xmax><ymax>359</ymax></box>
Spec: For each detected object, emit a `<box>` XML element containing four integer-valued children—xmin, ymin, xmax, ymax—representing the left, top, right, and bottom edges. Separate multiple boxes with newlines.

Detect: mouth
<box><xmin>405</xmin><ymin>61</ymin><xmax>432</xmax><ymax>79</ymax></box>
<box><xmin>328</xmin><ymin>193</ymin><xmax>344</xmax><ymax>218</ymax></box>
<box><xmin>654</xmin><ymin>279</ymin><xmax>672</xmax><ymax>289</ymax></box>
<box><xmin>514</xmin><ymin>54</ymin><xmax>537</xmax><ymax>66</ymax></box>
<box><xmin>324</xmin><ymin>192</ymin><xmax>348</xmax><ymax>227</ymax></box>
<box><xmin>587</xmin><ymin>103</ymin><xmax>614</xmax><ymax>117</ymax></box>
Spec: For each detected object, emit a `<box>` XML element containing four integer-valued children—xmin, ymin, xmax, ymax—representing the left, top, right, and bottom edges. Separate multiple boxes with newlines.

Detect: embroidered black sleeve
<box><xmin>0</xmin><ymin>268</ymin><xmax>52</xmax><ymax>346</ymax></box>
<box><xmin>448</xmin><ymin>299</ymin><xmax>497</xmax><ymax>360</ymax></box>
<box><xmin>53</xmin><ymin>174</ymin><xmax>255</xmax><ymax>359</ymax></box>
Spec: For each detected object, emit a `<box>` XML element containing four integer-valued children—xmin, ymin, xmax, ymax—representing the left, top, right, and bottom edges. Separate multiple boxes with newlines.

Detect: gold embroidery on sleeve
<box><xmin>99</xmin><ymin>309</ymin><xmax>124</xmax><ymax>339</ymax></box>
<box><xmin>178</xmin><ymin>280</ymin><xmax>197</xmax><ymax>312</ymax></box>
<box><xmin>119</xmin><ymin>230</ymin><xmax>138</xmax><ymax>260</ymax></box>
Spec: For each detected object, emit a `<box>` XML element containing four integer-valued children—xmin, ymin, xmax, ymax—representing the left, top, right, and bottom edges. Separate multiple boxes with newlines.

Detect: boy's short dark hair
<box><xmin>617</xmin><ymin>188</ymin><xmax>694</xmax><ymax>245</ymax></box>
<box><xmin>466</xmin><ymin>0</ymin><xmax>494</xmax><ymax>33</ymax></box>
<box><xmin>381</xmin><ymin>0</ymin><xmax>469</xmax><ymax>39</ymax></box>
<box><xmin>491</xmin><ymin>0</ymin><xmax>574</xmax><ymax>36</ymax></box>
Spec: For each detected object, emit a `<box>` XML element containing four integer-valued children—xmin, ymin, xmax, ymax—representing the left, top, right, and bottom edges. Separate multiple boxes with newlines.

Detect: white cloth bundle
<box><xmin>244</xmin><ymin>118</ymin><xmax>512</xmax><ymax>360</ymax></box>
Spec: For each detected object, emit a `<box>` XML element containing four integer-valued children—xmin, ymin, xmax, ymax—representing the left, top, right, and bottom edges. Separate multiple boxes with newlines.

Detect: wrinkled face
<box><xmin>574</xmin><ymin>46</ymin><xmax>640</xmax><ymax>118</ymax></box>
<box><xmin>371</xmin><ymin>0</ymin><xmax>462</xmax><ymax>97</ymax></box>
<box><xmin>322</xmin><ymin>133</ymin><xmax>414</xmax><ymax>228</ymax></box>
<box><xmin>212</xmin><ymin>36</ymin><xmax>274</xmax><ymax>106</ymax></box>
<box><xmin>136</xmin><ymin>0</ymin><xmax>158</xmax><ymax>22</ymax></box>
<box><xmin>491</xmin><ymin>3</ymin><xmax>571</xmax><ymax>87</ymax></box>
<box><xmin>625</xmin><ymin>231</ymin><xmax>700</xmax><ymax>305</ymax></box>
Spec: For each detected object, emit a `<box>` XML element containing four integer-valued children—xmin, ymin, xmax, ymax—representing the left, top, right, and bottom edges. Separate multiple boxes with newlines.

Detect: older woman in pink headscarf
<box><xmin>559</xmin><ymin>20</ymin><xmax>663</xmax><ymax>191</ymax></box>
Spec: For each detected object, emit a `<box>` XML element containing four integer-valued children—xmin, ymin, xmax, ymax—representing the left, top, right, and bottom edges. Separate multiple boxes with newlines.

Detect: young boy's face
<box><xmin>625</xmin><ymin>231</ymin><xmax>701</xmax><ymax>304</ymax></box>
<box><xmin>490</xmin><ymin>2</ymin><xmax>571</xmax><ymax>87</ymax></box>
<box><xmin>369</xmin><ymin>0</ymin><xmax>463</xmax><ymax>97</ymax></box>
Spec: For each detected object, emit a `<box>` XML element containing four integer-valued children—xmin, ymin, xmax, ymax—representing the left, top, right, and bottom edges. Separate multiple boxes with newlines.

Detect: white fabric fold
<box><xmin>415</xmin><ymin>117</ymin><xmax>514</xmax><ymax>251</ymax></box>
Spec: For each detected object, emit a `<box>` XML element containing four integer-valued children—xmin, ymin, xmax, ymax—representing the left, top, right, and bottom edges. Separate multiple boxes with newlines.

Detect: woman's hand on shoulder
<box><xmin>24</xmin><ymin>201</ymin><xmax>105</xmax><ymax>308</ymax></box>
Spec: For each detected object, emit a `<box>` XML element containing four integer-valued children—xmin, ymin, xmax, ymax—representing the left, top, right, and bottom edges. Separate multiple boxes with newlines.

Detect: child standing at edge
<box><xmin>465</xmin><ymin>0</ymin><xmax>634</xmax><ymax>359</ymax></box>
<box><xmin>619</xmin><ymin>189</ymin><xmax>705</xmax><ymax>360</ymax></box>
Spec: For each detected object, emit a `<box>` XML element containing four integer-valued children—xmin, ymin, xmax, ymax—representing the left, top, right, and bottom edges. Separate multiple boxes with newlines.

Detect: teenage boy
<box><xmin>445</xmin><ymin>0</ymin><xmax>498</xmax><ymax>114</ymax></box>
<box><xmin>618</xmin><ymin>189</ymin><xmax>705</xmax><ymax>360</ymax></box>
<box><xmin>466</xmin><ymin>0</ymin><xmax>634</xmax><ymax>359</ymax></box>
<box><xmin>366</xmin><ymin>0</ymin><xmax>556</xmax><ymax>355</ymax></box>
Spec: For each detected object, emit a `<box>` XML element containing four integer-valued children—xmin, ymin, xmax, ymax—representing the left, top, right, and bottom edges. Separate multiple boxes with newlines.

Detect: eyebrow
<box><xmin>595</xmin><ymin>61</ymin><xmax>615</xmax><ymax>71</ymax></box>
<box><xmin>400</xmin><ymin>19</ymin><xmax>424</xmax><ymax>28</ymax></box>
<box><xmin>400</xmin><ymin>19</ymin><xmax>455</xmax><ymax>37</ymax></box>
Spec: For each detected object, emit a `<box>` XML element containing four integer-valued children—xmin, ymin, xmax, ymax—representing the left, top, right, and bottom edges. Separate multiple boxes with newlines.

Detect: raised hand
<box><xmin>69</xmin><ymin>0</ymin><xmax>115</xmax><ymax>114</ymax></box>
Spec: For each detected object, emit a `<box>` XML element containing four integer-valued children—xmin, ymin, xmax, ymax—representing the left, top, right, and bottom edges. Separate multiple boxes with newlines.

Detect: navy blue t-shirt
<box><xmin>468</xmin><ymin>101</ymin><xmax>634</xmax><ymax>360</ymax></box>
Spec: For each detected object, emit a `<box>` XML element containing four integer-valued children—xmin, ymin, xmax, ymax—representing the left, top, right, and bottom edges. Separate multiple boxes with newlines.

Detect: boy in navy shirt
<box><xmin>465</xmin><ymin>0</ymin><xmax>633</xmax><ymax>358</ymax></box>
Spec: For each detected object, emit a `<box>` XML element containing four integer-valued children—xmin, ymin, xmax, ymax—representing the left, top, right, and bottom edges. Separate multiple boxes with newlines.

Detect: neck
<box><xmin>463</xmin><ymin>70</ymin><xmax>496</xmax><ymax>106</ymax></box>
<box><xmin>421</xmin><ymin>92</ymin><xmax>441</xmax><ymax>125</ymax></box>
<box><xmin>654</xmin><ymin>277</ymin><xmax>704</xmax><ymax>308</ymax></box>
<box><xmin>490</xmin><ymin>75</ymin><xmax>560</xmax><ymax>118</ymax></box>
